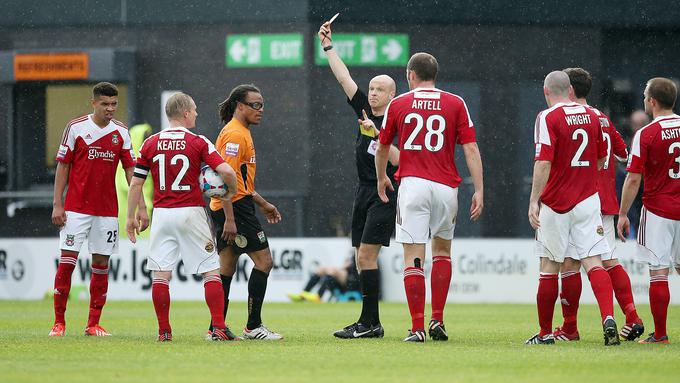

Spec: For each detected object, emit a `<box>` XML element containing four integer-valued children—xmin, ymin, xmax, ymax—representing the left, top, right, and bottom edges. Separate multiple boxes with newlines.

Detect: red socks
<box><xmin>152</xmin><ymin>278</ymin><xmax>171</xmax><ymax>334</ymax></box>
<box><xmin>649</xmin><ymin>275</ymin><xmax>669</xmax><ymax>338</ymax></box>
<box><xmin>53</xmin><ymin>253</ymin><xmax>78</xmax><ymax>324</ymax></box>
<box><xmin>537</xmin><ymin>273</ymin><xmax>558</xmax><ymax>337</ymax></box>
<box><xmin>559</xmin><ymin>271</ymin><xmax>581</xmax><ymax>334</ymax></box>
<box><xmin>87</xmin><ymin>263</ymin><xmax>109</xmax><ymax>327</ymax></box>
<box><xmin>587</xmin><ymin>266</ymin><xmax>614</xmax><ymax>323</ymax></box>
<box><xmin>431</xmin><ymin>256</ymin><xmax>452</xmax><ymax>323</ymax></box>
<box><xmin>404</xmin><ymin>267</ymin><xmax>425</xmax><ymax>331</ymax></box>
<box><xmin>204</xmin><ymin>275</ymin><xmax>226</xmax><ymax>330</ymax></box>
<box><xmin>606</xmin><ymin>264</ymin><xmax>641</xmax><ymax>324</ymax></box>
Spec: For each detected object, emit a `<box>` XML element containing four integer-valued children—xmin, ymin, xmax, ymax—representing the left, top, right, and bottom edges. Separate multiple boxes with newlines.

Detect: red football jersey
<box><xmin>56</xmin><ymin>115</ymin><xmax>135</xmax><ymax>217</ymax></box>
<box><xmin>589</xmin><ymin>106</ymin><xmax>628</xmax><ymax>215</ymax></box>
<box><xmin>534</xmin><ymin>103</ymin><xmax>607</xmax><ymax>213</ymax></box>
<box><xmin>627</xmin><ymin>114</ymin><xmax>680</xmax><ymax>220</ymax></box>
<box><xmin>379</xmin><ymin>87</ymin><xmax>476</xmax><ymax>188</ymax></box>
<box><xmin>135</xmin><ymin>127</ymin><xmax>225</xmax><ymax>208</ymax></box>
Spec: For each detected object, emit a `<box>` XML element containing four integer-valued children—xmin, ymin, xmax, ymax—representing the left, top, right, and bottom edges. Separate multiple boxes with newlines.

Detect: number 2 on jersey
<box><xmin>570</xmin><ymin>128</ymin><xmax>590</xmax><ymax>167</ymax></box>
<box><xmin>403</xmin><ymin>113</ymin><xmax>446</xmax><ymax>152</ymax></box>
<box><xmin>152</xmin><ymin>153</ymin><xmax>191</xmax><ymax>191</ymax></box>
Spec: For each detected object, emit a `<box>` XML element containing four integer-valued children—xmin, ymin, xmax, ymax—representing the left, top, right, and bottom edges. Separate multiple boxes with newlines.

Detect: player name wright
<box><xmin>564</xmin><ymin>114</ymin><xmax>591</xmax><ymax>125</ymax></box>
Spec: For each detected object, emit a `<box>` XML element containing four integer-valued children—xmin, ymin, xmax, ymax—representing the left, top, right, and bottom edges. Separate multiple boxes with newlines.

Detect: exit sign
<box><xmin>226</xmin><ymin>34</ymin><xmax>304</xmax><ymax>68</ymax></box>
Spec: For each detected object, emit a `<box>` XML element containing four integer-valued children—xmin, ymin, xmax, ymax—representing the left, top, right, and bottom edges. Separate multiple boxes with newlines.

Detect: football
<box><xmin>199</xmin><ymin>165</ymin><xmax>228</xmax><ymax>198</ymax></box>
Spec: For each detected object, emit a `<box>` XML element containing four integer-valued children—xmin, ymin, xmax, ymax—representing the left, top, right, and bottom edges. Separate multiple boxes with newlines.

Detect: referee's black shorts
<box><xmin>351</xmin><ymin>184</ymin><xmax>397</xmax><ymax>248</ymax></box>
<box><xmin>210</xmin><ymin>195</ymin><xmax>269</xmax><ymax>254</ymax></box>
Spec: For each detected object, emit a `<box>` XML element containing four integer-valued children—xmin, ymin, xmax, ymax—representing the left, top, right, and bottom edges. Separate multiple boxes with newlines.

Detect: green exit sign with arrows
<box><xmin>315</xmin><ymin>33</ymin><xmax>409</xmax><ymax>66</ymax></box>
<box><xmin>226</xmin><ymin>33</ymin><xmax>304</xmax><ymax>68</ymax></box>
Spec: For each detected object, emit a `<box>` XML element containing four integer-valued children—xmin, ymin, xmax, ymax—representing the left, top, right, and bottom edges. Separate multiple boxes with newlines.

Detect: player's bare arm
<box><xmin>462</xmin><ymin>142</ymin><xmax>484</xmax><ymax>221</ymax></box>
<box><xmin>528</xmin><ymin>160</ymin><xmax>551</xmax><ymax>230</ymax></box>
<box><xmin>319</xmin><ymin>22</ymin><xmax>358</xmax><ymax>99</ymax></box>
<box><xmin>375</xmin><ymin>142</ymin><xmax>394</xmax><ymax>203</ymax></box>
<box><xmin>220</xmin><ymin>201</ymin><xmax>237</xmax><ymax>243</ymax></box>
<box><xmin>359</xmin><ymin>109</ymin><xmax>400</xmax><ymax>166</ymax></box>
<box><xmin>215</xmin><ymin>163</ymin><xmax>238</xmax><ymax>200</ymax></box>
<box><xmin>124</xmin><ymin>167</ymin><xmax>150</xmax><ymax>232</ymax></box>
<box><xmin>125</xmin><ymin>176</ymin><xmax>145</xmax><ymax>243</ymax></box>
<box><xmin>616</xmin><ymin>172</ymin><xmax>642</xmax><ymax>242</ymax></box>
<box><xmin>51</xmin><ymin>162</ymin><xmax>70</xmax><ymax>227</ymax></box>
<box><xmin>252</xmin><ymin>191</ymin><xmax>282</xmax><ymax>224</ymax></box>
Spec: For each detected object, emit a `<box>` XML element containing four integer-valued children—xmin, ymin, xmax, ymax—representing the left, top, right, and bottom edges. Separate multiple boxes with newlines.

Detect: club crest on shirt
<box><xmin>205</xmin><ymin>241</ymin><xmax>215</xmax><ymax>253</ymax></box>
<box><xmin>596</xmin><ymin>226</ymin><xmax>604</xmax><ymax>236</ymax></box>
<box><xmin>111</xmin><ymin>133</ymin><xmax>120</xmax><ymax>145</ymax></box>
<box><xmin>65</xmin><ymin>234</ymin><xmax>75</xmax><ymax>247</ymax></box>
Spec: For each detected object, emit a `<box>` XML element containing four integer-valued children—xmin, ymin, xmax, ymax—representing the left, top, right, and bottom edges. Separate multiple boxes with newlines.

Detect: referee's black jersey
<box><xmin>347</xmin><ymin>90</ymin><xmax>398</xmax><ymax>185</ymax></box>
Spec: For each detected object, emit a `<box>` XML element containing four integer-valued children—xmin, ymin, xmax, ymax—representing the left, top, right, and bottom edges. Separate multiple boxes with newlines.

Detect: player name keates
<box><xmin>411</xmin><ymin>99</ymin><xmax>441</xmax><ymax>111</ymax></box>
<box><xmin>157</xmin><ymin>140</ymin><xmax>186</xmax><ymax>151</ymax></box>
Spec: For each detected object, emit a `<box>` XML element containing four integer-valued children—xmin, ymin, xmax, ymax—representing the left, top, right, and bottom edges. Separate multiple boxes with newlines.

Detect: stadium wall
<box><xmin>1</xmin><ymin>2</ymin><xmax>679</xmax><ymax>239</ymax></box>
<box><xmin>1</xmin><ymin>238</ymin><xmax>677</xmax><ymax>304</ymax></box>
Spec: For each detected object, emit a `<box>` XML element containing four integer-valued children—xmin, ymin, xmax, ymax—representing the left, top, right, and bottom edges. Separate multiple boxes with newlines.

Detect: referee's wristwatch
<box><xmin>323</xmin><ymin>45</ymin><xmax>333</xmax><ymax>51</ymax></box>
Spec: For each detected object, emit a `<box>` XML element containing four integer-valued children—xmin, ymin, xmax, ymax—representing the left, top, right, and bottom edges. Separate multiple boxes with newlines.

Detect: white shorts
<box><xmin>535</xmin><ymin>193</ymin><xmax>610</xmax><ymax>262</ymax></box>
<box><xmin>59</xmin><ymin>211</ymin><xmax>119</xmax><ymax>256</ymax></box>
<box><xmin>147</xmin><ymin>207</ymin><xmax>220</xmax><ymax>275</ymax></box>
<box><xmin>636</xmin><ymin>206</ymin><xmax>680</xmax><ymax>270</ymax></box>
<box><xmin>395</xmin><ymin>177</ymin><xmax>458</xmax><ymax>244</ymax></box>
<box><xmin>565</xmin><ymin>214</ymin><xmax>617</xmax><ymax>261</ymax></box>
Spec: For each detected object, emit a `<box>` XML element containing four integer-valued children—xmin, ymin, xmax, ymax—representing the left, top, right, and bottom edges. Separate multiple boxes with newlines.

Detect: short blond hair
<box><xmin>165</xmin><ymin>92</ymin><xmax>194</xmax><ymax>120</ymax></box>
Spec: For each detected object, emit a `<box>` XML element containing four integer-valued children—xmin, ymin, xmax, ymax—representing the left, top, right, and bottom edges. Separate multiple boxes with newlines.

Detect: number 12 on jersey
<box><xmin>153</xmin><ymin>153</ymin><xmax>191</xmax><ymax>191</ymax></box>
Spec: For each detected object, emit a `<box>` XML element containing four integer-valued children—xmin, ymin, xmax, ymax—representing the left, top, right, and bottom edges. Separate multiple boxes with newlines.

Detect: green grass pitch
<box><xmin>0</xmin><ymin>300</ymin><xmax>677</xmax><ymax>383</ymax></box>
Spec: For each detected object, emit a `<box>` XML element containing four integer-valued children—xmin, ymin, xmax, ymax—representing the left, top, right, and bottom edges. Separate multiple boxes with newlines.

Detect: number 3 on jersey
<box><xmin>153</xmin><ymin>153</ymin><xmax>191</xmax><ymax>191</ymax></box>
<box><xmin>403</xmin><ymin>113</ymin><xmax>446</xmax><ymax>152</ymax></box>
<box><xmin>669</xmin><ymin>142</ymin><xmax>680</xmax><ymax>179</ymax></box>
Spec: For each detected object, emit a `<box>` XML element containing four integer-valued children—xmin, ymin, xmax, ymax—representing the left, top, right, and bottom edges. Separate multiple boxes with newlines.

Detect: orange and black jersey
<box><xmin>209</xmin><ymin>118</ymin><xmax>256</xmax><ymax>211</ymax></box>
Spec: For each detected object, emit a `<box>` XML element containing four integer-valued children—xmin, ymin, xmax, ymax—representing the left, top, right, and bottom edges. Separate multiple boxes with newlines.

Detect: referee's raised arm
<box><xmin>318</xmin><ymin>21</ymin><xmax>358</xmax><ymax>99</ymax></box>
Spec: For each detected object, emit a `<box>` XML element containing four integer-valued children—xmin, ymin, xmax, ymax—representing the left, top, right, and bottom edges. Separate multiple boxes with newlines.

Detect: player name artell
<box><xmin>411</xmin><ymin>99</ymin><xmax>441</xmax><ymax>111</ymax></box>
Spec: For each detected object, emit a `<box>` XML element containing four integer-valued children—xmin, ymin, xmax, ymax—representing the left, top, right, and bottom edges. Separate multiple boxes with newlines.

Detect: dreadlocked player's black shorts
<box><xmin>211</xmin><ymin>195</ymin><xmax>269</xmax><ymax>254</ymax></box>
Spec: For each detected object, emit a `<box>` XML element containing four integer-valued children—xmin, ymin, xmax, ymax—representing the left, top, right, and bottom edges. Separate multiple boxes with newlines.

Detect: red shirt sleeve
<box><xmin>199</xmin><ymin>135</ymin><xmax>226</xmax><ymax>170</ymax></box>
<box><xmin>534</xmin><ymin>112</ymin><xmax>555</xmax><ymax>161</ymax></box>
<box><xmin>379</xmin><ymin>99</ymin><xmax>398</xmax><ymax>146</ymax></box>
<box><xmin>455</xmin><ymin>98</ymin><xmax>476</xmax><ymax>145</ymax></box>
<box><xmin>56</xmin><ymin>124</ymin><xmax>76</xmax><ymax>164</ymax></box>
<box><xmin>627</xmin><ymin>130</ymin><xmax>645</xmax><ymax>174</ymax></box>
<box><xmin>133</xmin><ymin>137</ymin><xmax>152</xmax><ymax>179</ymax></box>
<box><xmin>119</xmin><ymin>129</ymin><xmax>136</xmax><ymax>169</ymax></box>
<box><xmin>609</xmin><ymin>123</ymin><xmax>628</xmax><ymax>161</ymax></box>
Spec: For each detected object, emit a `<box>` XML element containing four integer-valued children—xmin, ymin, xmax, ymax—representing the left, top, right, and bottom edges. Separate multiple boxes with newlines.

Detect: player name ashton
<box><xmin>661</xmin><ymin>127</ymin><xmax>680</xmax><ymax>140</ymax></box>
<box><xmin>411</xmin><ymin>99</ymin><xmax>441</xmax><ymax>110</ymax></box>
<box><xmin>157</xmin><ymin>139</ymin><xmax>186</xmax><ymax>151</ymax></box>
<box><xmin>565</xmin><ymin>114</ymin><xmax>591</xmax><ymax>125</ymax></box>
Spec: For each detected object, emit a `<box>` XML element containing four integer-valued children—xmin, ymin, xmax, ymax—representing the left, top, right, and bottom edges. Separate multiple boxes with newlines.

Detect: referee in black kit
<box><xmin>318</xmin><ymin>20</ymin><xmax>400</xmax><ymax>339</ymax></box>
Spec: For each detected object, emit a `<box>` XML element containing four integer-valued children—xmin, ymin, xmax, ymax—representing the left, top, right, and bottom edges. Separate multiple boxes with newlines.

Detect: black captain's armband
<box><xmin>133</xmin><ymin>165</ymin><xmax>149</xmax><ymax>179</ymax></box>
